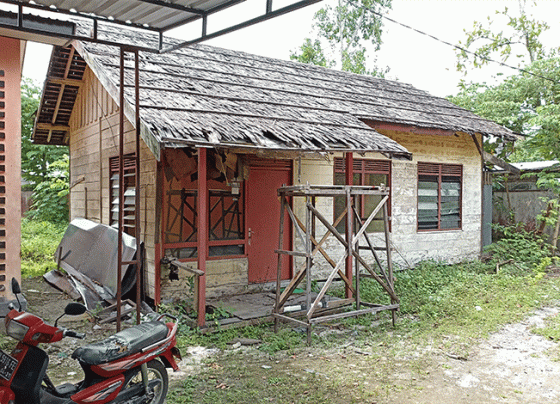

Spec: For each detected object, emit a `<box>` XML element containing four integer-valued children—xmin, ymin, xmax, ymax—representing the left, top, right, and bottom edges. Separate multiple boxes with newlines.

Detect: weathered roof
<box><xmin>33</xmin><ymin>25</ymin><xmax>517</xmax><ymax>159</ymax></box>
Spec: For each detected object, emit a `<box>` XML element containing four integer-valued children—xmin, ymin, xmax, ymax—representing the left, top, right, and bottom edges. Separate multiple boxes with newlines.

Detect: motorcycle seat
<box><xmin>71</xmin><ymin>321</ymin><xmax>169</xmax><ymax>366</ymax></box>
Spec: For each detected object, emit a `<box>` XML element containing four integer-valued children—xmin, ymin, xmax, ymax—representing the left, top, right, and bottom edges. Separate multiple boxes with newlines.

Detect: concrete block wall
<box><xmin>292</xmin><ymin>131</ymin><xmax>483</xmax><ymax>278</ymax></box>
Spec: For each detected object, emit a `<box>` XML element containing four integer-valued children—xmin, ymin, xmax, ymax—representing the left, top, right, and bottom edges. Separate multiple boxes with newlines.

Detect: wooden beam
<box><xmin>51</xmin><ymin>83</ymin><xmax>65</xmax><ymax>126</ymax></box>
<box><xmin>63</xmin><ymin>47</ymin><xmax>75</xmax><ymax>79</ymax></box>
<box><xmin>197</xmin><ymin>148</ymin><xmax>208</xmax><ymax>328</ymax></box>
<box><xmin>482</xmin><ymin>151</ymin><xmax>521</xmax><ymax>175</ymax></box>
<box><xmin>345</xmin><ymin>153</ymin><xmax>353</xmax><ymax>299</ymax></box>
<box><xmin>36</xmin><ymin>123</ymin><xmax>70</xmax><ymax>131</ymax></box>
<box><xmin>47</xmin><ymin>77</ymin><xmax>83</xmax><ymax>88</ymax></box>
<box><xmin>364</xmin><ymin>120</ymin><xmax>456</xmax><ymax>137</ymax></box>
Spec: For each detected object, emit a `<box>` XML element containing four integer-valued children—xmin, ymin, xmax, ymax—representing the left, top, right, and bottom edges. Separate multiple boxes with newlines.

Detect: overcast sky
<box><xmin>22</xmin><ymin>0</ymin><xmax>560</xmax><ymax>98</ymax></box>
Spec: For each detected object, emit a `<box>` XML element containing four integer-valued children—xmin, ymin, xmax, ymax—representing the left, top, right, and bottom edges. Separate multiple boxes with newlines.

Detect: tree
<box><xmin>26</xmin><ymin>155</ymin><xmax>69</xmax><ymax>224</ymax></box>
<box><xmin>21</xmin><ymin>79</ymin><xmax>68</xmax><ymax>189</ymax></box>
<box><xmin>290</xmin><ymin>38</ymin><xmax>334</xmax><ymax>68</ymax></box>
<box><xmin>455</xmin><ymin>0</ymin><xmax>558</xmax><ymax>74</ymax></box>
<box><xmin>290</xmin><ymin>0</ymin><xmax>391</xmax><ymax>76</ymax></box>
<box><xmin>450</xmin><ymin>3</ymin><xmax>560</xmax><ymax>237</ymax></box>
<box><xmin>21</xmin><ymin>78</ymin><xmax>69</xmax><ymax>223</ymax></box>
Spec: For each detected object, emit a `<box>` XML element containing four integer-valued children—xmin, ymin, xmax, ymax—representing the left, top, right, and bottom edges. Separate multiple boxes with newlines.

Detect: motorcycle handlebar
<box><xmin>63</xmin><ymin>330</ymin><xmax>86</xmax><ymax>339</ymax></box>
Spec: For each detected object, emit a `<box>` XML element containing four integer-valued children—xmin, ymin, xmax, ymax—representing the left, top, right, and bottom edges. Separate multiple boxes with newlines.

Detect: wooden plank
<box><xmin>272</xmin><ymin>313</ymin><xmax>309</xmax><ymax>328</ymax></box>
<box><xmin>292</xmin><ymin>213</ymin><xmax>355</xmax><ymax>295</ymax></box>
<box><xmin>275</xmin><ymin>249</ymin><xmax>308</xmax><ymax>257</ymax></box>
<box><xmin>308</xmin><ymin>203</ymin><xmax>399</xmax><ymax>302</ymax></box>
<box><xmin>309</xmin><ymin>304</ymin><xmax>399</xmax><ymax>324</ymax></box>
<box><xmin>36</xmin><ymin>123</ymin><xmax>70</xmax><ymax>131</ymax></box>
<box><xmin>307</xmin><ymin>253</ymin><xmax>346</xmax><ymax>319</ymax></box>
<box><xmin>276</xmin><ymin>207</ymin><xmax>349</xmax><ymax>308</ymax></box>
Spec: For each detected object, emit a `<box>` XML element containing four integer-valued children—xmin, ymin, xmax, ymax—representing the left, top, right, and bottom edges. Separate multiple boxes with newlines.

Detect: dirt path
<box><xmin>389</xmin><ymin>307</ymin><xmax>560</xmax><ymax>403</ymax></box>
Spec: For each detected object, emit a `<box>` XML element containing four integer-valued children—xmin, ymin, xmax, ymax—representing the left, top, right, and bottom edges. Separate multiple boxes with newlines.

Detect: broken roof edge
<box><xmin>363</xmin><ymin>117</ymin><xmax>520</xmax><ymax>142</ymax></box>
<box><xmin>159</xmin><ymin>137</ymin><xmax>413</xmax><ymax>160</ymax></box>
<box><xmin>58</xmin><ymin>40</ymin><xmax>412</xmax><ymax>160</ymax></box>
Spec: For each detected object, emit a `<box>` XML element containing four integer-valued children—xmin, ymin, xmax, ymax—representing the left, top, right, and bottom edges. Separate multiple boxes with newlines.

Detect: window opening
<box><xmin>417</xmin><ymin>162</ymin><xmax>462</xmax><ymax>231</ymax></box>
<box><xmin>109</xmin><ymin>154</ymin><xmax>136</xmax><ymax>236</ymax></box>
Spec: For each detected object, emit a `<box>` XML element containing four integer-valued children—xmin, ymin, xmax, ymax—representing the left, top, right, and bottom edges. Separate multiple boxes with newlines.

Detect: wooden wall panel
<box><xmin>68</xmin><ymin>67</ymin><xmax>159</xmax><ymax>298</ymax></box>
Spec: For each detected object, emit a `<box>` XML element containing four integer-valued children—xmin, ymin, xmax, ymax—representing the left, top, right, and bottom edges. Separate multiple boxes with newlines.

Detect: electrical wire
<box><xmin>366</xmin><ymin>8</ymin><xmax>559</xmax><ymax>85</ymax></box>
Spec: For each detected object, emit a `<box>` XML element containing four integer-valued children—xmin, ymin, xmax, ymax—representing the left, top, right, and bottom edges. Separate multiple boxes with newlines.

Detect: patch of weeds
<box><xmin>532</xmin><ymin>312</ymin><xmax>560</xmax><ymax>342</ymax></box>
<box><xmin>167</xmin><ymin>356</ymin><xmax>349</xmax><ymax>404</ymax></box>
<box><xmin>167</xmin><ymin>376</ymin><xmax>198</xmax><ymax>404</ymax></box>
<box><xmin>259</xmin><ymin>328</ymin><xmax>306</xmax><ymax>354</ymax></box>
<box><xmin>20</xmin><ymin>218</ymin><xmax>67</xmax><ymax>277</ymax></box>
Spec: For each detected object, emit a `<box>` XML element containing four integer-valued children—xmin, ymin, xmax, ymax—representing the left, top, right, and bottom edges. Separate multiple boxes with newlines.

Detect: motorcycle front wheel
<box><xmin>124</xmin><ymin>359</ymin><xmax>169</xmax><ymax>404</ymax></box>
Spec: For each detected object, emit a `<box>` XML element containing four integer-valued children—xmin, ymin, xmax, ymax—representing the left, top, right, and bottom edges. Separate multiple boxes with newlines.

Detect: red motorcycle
<box><xmin>0</xmin><ymin>278</ymin><xmax>181</xmax><ymax>404</ymax></box>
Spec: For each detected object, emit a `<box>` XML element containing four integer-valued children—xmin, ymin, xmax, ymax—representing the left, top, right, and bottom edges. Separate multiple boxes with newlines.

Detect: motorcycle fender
<box><xmin>71</xmin><ymin>374</ymin><xmax>125</xmax><ymax>404</ymax></box>
<box><xmin>159</xmin><ymin>348</ymin><xmax>180</xmax><ymax>371</ymax></box>
<box><xmin>0</xmin><ymin>387</ymin><xmax>15</xmax><ymax>404</ymax></box>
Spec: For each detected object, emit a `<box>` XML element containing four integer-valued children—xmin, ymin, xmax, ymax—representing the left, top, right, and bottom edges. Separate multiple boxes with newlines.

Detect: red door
<box><xmin>247</xmin><ymin>161</ymin><xmax>291</xmax><ymax>283</ymax></box>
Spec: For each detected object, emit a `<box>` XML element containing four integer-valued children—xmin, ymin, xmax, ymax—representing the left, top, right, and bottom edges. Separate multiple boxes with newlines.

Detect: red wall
<box><xmin>0</xmin><ymin>36</ymin><xmax>22</xmax><ymax>299</ymax></box>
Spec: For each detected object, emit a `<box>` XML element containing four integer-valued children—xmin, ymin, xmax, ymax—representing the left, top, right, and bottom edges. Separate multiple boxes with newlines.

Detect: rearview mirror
<box><xmin>11</xmin><ymin>278</ymin><xmax>21</xmax><ymax>295</ymax></box>
<box><xmin>65</xmin><ymin>302</ymin><xmax>87</xmax><ymax>316</ymax></box>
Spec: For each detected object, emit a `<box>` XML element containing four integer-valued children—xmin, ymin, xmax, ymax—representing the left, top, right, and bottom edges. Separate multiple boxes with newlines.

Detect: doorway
<box><xmin>246</xmin><ymin>160</ymin><xmax>292</xmax><ymax>283</ymax></box>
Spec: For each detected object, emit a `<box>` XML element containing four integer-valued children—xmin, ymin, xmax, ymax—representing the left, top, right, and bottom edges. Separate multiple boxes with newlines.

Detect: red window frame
<box><xmin>417</xmin><ymin>162</ymin><xmax>463</xmax><ymax>232</ymax></box>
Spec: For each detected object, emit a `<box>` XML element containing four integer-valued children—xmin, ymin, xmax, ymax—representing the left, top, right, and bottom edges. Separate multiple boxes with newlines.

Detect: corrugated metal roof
<box><xmin>1</xmin><ymin>0</ymin><xmax>322</xmax><ymax>51</ymax></box>
<box><xmin>24</xmin><ymin>0</ymin><xmax>218</xmax><ymax>30</ymax></box>
<box><xmin>512</xmin><ymin>161</ymin><xmax>559</xmax><ymax>171</ymax></box>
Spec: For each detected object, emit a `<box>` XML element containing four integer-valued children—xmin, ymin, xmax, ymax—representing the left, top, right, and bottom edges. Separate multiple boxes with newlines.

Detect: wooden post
<box><xmin>383</xmin><ymin>198</ymin><xmax>396</xmax><ymax>327</ymax></box>
<box><xmin>134</xmin><ymin>49</ymin><xmax>142</xmax><ymax>325</ymax></box>
<box><xmin>274</xmin><ymin>194</ymin><xmax>286</xmax><ymax>333</ymax></box>
<box><xmin>345</xmin><ymin>152</ymin><xmax>353</xmax><ymax>299</ymax></box>
<box><xmin>197</xmin><ymin>148</ymin><xmax>208</xmax><ymax>328</ymax></box>
<box><xmin>305</xmin><ymin>195</ymin><xmax>312</xmax><ymax>344</ymax></box>
<box><xmin>116</xmin><ymin>47</ymin><xmax>125</xmax><ymax>332</ymax></box>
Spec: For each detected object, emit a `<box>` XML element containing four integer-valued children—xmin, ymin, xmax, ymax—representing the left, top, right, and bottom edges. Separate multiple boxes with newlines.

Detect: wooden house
<box><xmin>32</xmin><ymin>26</ymin><xmax>517</xmax><ymax>324</ymax></box>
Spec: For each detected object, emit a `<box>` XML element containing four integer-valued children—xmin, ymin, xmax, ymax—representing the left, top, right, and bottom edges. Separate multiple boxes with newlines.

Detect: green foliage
<box><xmin>26</xmin><ymin>156</ymin><xmax>69</xmax><ymax>224</ymax></box>
<box><xmin>290</xmin><ymin>0</ymin><xmax>391</xmax><ymax>76</ymax></box>
<box><xmin>450</xmin><ymin>3</ymin><xmax>560</xmax><ymax>168</ymax></box>
<box><xmin>290</xmin><ymin>38</ymin><xmax>334</xmax><ymax>68</ymax></box>
<box><xmin>21</xmin><ymin>78</ymin><xmax>68</xmax><ymax>189</ymax></box>
<box><xmin>20</xmin><ymin>218</ymin><xmax>67</xmax><ymax>278</ymax></box>
<box><xmin>455</xmin><ymin>2</ymin><xmax>558</xmax><ymax>73</ymax></box>
<box><xmin>487</xmin><ymin>223</ymin><xmax>551</xmax><ymax>265</ymax></box>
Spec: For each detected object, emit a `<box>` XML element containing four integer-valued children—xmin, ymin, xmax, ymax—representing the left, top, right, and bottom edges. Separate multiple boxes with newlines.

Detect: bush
<box><xmin>21</xmin><ymin>218</ymin><xmax>68</xmax><ymax>278</ymax></box>
<box><xmin>26</xmin><ymin>156</ymin><xmax>69</xmax><ymax>224</ymax></box>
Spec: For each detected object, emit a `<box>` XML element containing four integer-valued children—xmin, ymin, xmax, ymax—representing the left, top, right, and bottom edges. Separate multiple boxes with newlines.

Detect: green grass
<box><xmin>166</xmin><ymin>239</ymin><xmax>560</xmax><ymax>404</ymax></box>
<box><xmin>21</xmin><ymin>218</ymin><xmax>67</xmax><ymax>278</ymax></box>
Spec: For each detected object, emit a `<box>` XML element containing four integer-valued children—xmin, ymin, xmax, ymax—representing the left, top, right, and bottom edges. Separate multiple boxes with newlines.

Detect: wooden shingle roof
<box><xmin>33</xmin><ymin>25</ymin><xmax>517</xmax><ymax>159</ymax></box>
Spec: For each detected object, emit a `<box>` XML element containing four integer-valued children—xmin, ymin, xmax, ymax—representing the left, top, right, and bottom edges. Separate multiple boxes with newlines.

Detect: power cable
<box><xmin>367</xmin><ymin>8</ymin><xmax>559</xmax><ymax>85</ymax></box>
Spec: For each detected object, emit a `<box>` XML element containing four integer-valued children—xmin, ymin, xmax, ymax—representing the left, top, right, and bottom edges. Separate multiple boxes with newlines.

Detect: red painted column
<box><xmin>197</xmin><ymin>148</ymin><xmax>208</xmax><ymax>327</ymax></box>
<box><xmin>344</xmin><ymin>152</ymin><xmax>353</xmax><ymax>299</ymax></box>
<box><xmin>0</xmin><ymin>37</ymin><xmax>22</xmax><ymax>300</ymax></box>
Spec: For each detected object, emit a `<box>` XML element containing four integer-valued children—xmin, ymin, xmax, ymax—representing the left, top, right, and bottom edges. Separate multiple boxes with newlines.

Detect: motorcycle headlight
<box><xmin>6</xmin><ymin>319</ymin><xmax>28</xmax><ymax>341</ymax></box>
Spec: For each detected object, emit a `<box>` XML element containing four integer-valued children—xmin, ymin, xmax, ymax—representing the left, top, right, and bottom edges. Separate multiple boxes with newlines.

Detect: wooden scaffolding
<box><xmin>273</xmin><ymin>184</ymin><xmax>399</xmax><ymax>342</ymax></box>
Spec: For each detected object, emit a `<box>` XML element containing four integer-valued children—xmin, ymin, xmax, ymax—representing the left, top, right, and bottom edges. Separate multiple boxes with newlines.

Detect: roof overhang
<box><xmin>0</xmin><ymin>0</ymin><xmax>322</xmax><ymax>52</ymax></box>
<box><xmin>0</xmin><ymin>9</ymin><xmax>74</xmax><ymax>46</ymax></box>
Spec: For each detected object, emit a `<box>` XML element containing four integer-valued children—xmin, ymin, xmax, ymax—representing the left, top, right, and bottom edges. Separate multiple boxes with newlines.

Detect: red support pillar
<box><xmin>345</xmin><ymin>152</ymin><xmax>354</xmax><ymax>299</ymax></box>
<box><xmin>0</xmin><ymin>37</ymin><xmax>22</xmax><ymax>299</ymax></box>
<box><xmin>197</xmin><ymin>148</ymin><xmax>208</xmax><ymax>327</ymax></box>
